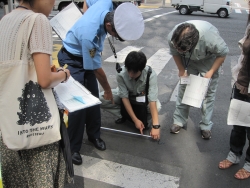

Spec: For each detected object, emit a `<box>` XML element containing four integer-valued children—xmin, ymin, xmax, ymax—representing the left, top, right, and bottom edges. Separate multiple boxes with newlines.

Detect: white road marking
<box><xmin>141</xmin><ymin>8</ymin><xmax>162</xmax><ymax>13</ymax></box>
<box><xmin>104</xmin><ymin>46</ymin><xmax>144</xmax><ymax>63</ymax></box>
<box><xmin>146</xmin><ymin>48</ymin><xmax>172</xmax><ymax>75</ymax></box>
<box><xmin>74</xmin><ymin>155</ymin><xmax>180</xmax><ymax>188</ymax></box>
<box><xmin>144</xmin><ymin>11</ymin><xmax>177</xmax><ymax>23</ymax></box>
<box><xmin>234</xmin><ymin>3</ymin><xmax>241</xmax><ymax>8</ymax></box>
<box><xmin>170</xmin><ymin>82</ymin><xmax>180</xmax><ymax>102</ymax></box>
<box><xmin>235</xmin><ymin>9</ymin><xmax>242</xmax><ymax>13</ymax></box>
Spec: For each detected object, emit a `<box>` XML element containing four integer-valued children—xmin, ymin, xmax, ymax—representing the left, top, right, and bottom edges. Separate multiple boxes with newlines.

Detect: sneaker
<box><xmin>201</xmin><ymin>130</ymin><xmax>211</xmax><ymax>140</ymax></box>
<box><xmin>170</xmin><ymin>124</ymin><xmax>181</xmax><ymax>134</ymax></box>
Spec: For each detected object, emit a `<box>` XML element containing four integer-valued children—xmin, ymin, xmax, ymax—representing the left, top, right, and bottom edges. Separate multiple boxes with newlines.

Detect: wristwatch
<box><xmin>152</xmin><ymin>125</ymin><xmax>161</xmax><ymax>129</ymax></box>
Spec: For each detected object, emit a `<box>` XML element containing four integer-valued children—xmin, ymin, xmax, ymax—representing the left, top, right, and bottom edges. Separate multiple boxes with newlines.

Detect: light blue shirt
<box><xmin>167</xmin><ymin>20</ymin><xmax>229</xmax><ymax>60</ymax></box>
<box><xmin>63</xmin><ymin>0</ymin><xmax>113</xmax><ymax>70</ymax></box>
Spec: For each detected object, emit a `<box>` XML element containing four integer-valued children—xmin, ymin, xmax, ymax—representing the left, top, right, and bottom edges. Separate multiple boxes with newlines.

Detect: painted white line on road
<box><xmin>74</xmin><ymin>155</ymin><xmax>180</xmax><ymax>188</ymax></box>
<box><xmin>141</xmin><ymin>8</ymin><xmax>162</xmax><ymax>13</ymax></box>
<box><xmin>104</xmin><ymin>46</ymin><xmax>143</xmax><ymax>63</ymax></box>
<box><xmin>235</xmin><ymin>9</ymin><xmax>242</xmax><ymax>13</ymax></box>
<box><xmin>146</xmin><ymin>48</ymin><xmax>172</xmax><ymax>75</ymax></box>
<box><xmin>144</xmin><ymin>11</ymin><xmax>177</xmax><ymax>23</ymax></box>
<box><xmin>234</xmin><ymin>3</ymin><xmax>241</xmax><ymax>8</ymax></box>
<box><xmin>170</xmin><ymin>81</ymin><xmax>179</xmax><ymax>102</ymax></box>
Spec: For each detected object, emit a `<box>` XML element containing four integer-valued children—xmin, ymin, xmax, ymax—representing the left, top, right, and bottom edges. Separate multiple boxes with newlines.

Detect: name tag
<box><xmin>136</xmin><ymin>96</ymin><xmax>145</xmax><ymax>102</ymax></box>
<box><xmin>180</xmin><ymin>76</ymin><xmax>191</xmax><ymax>85</ymax></box>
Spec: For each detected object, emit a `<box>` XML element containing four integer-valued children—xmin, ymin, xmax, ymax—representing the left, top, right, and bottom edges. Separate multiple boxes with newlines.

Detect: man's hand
<box><xmin>179</xmin><ymin>69</ymin><xmax>186</xmax><ymax>77</ymax></box>
<box><xmin>103</xmin><ymin>90</ymin><xmax>114</xmax><ymax>104</ymax></box>
<box><xmin>134</xmin><ymin>119</ymin><xmax>144</xmax><ymax>134</ymax></box>
<box><xmin>204</xmin><ymin>70</ymin><xmax>214</xmax><ymax>78</ymax></box>
<box><xmin>150</xmin><ymin>128</ymin><xmax>160</xmax><ymax>140</ymax></box>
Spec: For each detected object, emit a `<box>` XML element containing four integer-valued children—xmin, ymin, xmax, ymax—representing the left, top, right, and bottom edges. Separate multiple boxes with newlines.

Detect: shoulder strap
<box><xmin>145</xmin><ymin>66</ymin><xmax>152</xmax><ymax>104</ymax></box>
<box><xmin>14</xmin><ymin>13</ymin><xmax>39</xmax><ymax>60</ymax></box>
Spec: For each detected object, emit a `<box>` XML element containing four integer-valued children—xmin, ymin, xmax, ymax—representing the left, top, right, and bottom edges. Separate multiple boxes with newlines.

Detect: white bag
<box><xmin>0</xmin><ymin>13</ymin><xmax>61</xmax><ymax>150</ymax></box>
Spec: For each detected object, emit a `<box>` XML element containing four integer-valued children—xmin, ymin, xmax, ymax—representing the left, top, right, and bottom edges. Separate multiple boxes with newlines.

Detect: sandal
<box><xmin>235</xmin><ymin>168</ymin><xmax>250</xmax><ymax>180</ymax></box>
<box><xmin>218</xmin><ymin>159</ymin><xmax>233</xmax><ymax>169</ymax></box>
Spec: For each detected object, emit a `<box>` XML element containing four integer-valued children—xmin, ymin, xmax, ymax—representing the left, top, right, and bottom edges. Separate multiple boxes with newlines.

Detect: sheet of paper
<box><xmin>49</xmin><ymin>2</ymin><xmax>83</xmax><ymax>40</ymax></box>
<box><xmin>181</xmin><ymin>74</ymin><xmax>211</xmax><ymax>108</ymax></box>
<box><xmin>54</xmin><ymin>76</ymin><xmax>101</xmax><ymax>112</ymax></box>
<box><xmin>227</xmin><ymin>99</ymin><xmax>250</xmax><ymax>127</ymax></box>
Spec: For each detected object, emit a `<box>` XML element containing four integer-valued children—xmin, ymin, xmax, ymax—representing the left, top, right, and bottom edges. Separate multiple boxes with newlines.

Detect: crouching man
<box><xmin>100</xmin><ymin>51</ymin><xmax>161</xmax><ymax>140</ymax></box>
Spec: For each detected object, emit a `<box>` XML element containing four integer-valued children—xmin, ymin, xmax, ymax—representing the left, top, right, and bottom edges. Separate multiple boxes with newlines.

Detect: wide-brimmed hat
<box><xmin>114</xmin><ymin>3</ymin><xmax>144</xmax><ymax>41</ymax></box>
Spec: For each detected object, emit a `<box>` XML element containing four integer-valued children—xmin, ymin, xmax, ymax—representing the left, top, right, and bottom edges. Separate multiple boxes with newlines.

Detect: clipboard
<box><xmin>49</xmin><ymin>2</ymin><xmax>83</xmax><ymax>40</ymax></box>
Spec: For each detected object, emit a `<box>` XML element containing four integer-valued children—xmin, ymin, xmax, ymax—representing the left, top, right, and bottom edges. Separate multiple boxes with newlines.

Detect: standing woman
<box><xmin>218</xmin><ymin>4</ymin><xmax>250</xmax><ymax>180</ymax></box>
<box><xmin>0</xmin><ymin>0</ymin><xmax>71</xmax><ymax>187</ymax></box>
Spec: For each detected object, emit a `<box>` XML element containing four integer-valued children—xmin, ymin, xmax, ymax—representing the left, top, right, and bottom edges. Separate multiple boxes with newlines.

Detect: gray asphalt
<box><xmin>1</xmin><ymin>4</ymin><xmax>250</xmax><ymax>188</ymax></box>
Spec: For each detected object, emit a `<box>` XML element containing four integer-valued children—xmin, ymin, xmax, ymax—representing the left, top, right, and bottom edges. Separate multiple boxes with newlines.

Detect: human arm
<box><xmin>30</xmin><ymin>14</ymin><xmax>70</xmax><ymax>88</ymax></box>
<box><xmin>204</xmin><ymin>56</ymin><xmax>226</xmax><ymax>78</ymax></box>
<box><xmin>122</xmin><ymin>98</ymin><xmax>144</xmax><ymax>134</ymax></box>
<box><xmin>149</xmin><ymin>101</ymin><xmax>160</xmax><ymax>140</ymax></box>
<box><xmin>33</xmin><ymin>54</ymin><xmax>70</xmax><ymax>88</ymax></box>
<box><xmin>83</xmin><ymin>0</ymin><xmax>88</xmax><ymax>12</ymax></box>
<box><xmin>94</xmin><ymin>68</ymin><xmax>113</xmax><ymax>102</ymax></box>
<box><xmin>173</xmin><ymin>55</ymin><xmax>185</xmax><ymax>77</ymax></box>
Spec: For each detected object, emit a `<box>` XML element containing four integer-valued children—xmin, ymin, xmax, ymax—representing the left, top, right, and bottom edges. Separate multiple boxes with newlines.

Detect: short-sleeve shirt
<box><xmin>0</xmin><ymin>9</ymin><xmax>52</xmax><ymax>61</ymax></box>
<box><xmin>167</xmin><ymin>20</ymin><xmax>229</xmax><ymax>60</ymax></box>
<box><xmin>63</xmin><ymin>0</ymin><xmax>113</xmax><ymax>70</ymax></box>
<box><xmin>116</xmin><ymin>66</ymin><xmax>158</xmax><ymax>102</ymax></box>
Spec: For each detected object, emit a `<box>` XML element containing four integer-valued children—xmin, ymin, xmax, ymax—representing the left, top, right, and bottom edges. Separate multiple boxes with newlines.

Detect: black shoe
<box><xmin>170</xmin><ymin>124</ymin><xmax>181</xmax><ymax>134</ymax></box>
<box><xmin>72</xmin><ymin>152</ymin><xmax>82</xmax><ymax>165</ymax></box>
<box><xmin>115</xmin><ymin>117</ymin><xmax>126</xmax><ymax>124</ymax></box>
<box><xmin>88</xmin><ymin>138</ymin><xmax>106</xmax><ymax>151</ymax></box>
<box><xmin>201</xmin><ymin>130</ymin><xmax>211</xmax><ymax>140</ymax></box>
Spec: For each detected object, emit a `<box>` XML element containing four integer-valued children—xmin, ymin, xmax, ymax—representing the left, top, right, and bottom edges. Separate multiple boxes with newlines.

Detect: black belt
<box><xmin>61</xmin><ymin>47</ymin><xmax>83</xmax><ymax>68</ymax></box>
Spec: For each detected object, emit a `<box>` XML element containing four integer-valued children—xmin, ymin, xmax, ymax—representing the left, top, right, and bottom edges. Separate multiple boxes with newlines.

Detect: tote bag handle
<box><xmin>14</xmin><ymin>13</ymin><xmax>39</xmax><ymax>61</ymax></box>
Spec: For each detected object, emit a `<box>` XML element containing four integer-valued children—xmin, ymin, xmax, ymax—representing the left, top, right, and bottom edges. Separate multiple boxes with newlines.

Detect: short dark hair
<box><xmin>17</xmin><ymin>0</ymin><xmax>34</xmax><ymax>7</ymax></box>
<box><xmin>171</xmin><ymin>23</ymin><xmax>199</xmax><ymax>52</ymax></box>
<box><xmin>125</xmin><ymin>51</ymin><xmax>147</xmax><ymax>72</ymax></box>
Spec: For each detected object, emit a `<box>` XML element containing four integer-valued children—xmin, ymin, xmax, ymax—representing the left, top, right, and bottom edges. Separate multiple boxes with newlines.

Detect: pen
<box><xmin>63</xmin><ymin>64</ymin><xmax>68</xmax><ymax>69</ymax></box>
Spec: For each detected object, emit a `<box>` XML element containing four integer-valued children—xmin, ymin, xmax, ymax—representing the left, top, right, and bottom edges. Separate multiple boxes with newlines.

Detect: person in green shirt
<box><xmin>100</xmin><ymin>51</ymin><xmax>161</xmax><ymax>140</ymax></box>
<box><xmin>167</xmin><ymin>20</ymin><xmax>229</xmax><ymax>139</ymax></box>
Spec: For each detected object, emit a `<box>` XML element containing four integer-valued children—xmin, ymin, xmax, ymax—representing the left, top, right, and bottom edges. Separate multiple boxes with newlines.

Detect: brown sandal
<box><xmin>218</xmin><ymin>159</ymin><xmax>233</xmax><ymax>169</ymax></box>
<box><xmin>234</xmin><ymin>168</ymin><xmax>250</xmax><ymax>180</ymax></box>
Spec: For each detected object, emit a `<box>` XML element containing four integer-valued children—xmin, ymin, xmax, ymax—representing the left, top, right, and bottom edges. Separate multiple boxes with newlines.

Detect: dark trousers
<box><xmin>230</xmin><ymin>86</ymin><xmax>250</xmax><ymax>162</ymax></box>
<box><xmin>58</xmin><ymin>47</ymin><xmax>101</xmax><ymax>153</ymax></box>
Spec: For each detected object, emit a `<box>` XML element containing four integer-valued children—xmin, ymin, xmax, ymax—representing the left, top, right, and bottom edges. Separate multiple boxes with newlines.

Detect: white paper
<box><xmin>136</xmin><ymin>96</ymin><xmax>146</xmax><ymax>102</ymax></box>
<box><xmin>54</xmin><ymin>77</ymin><xmax>101</xmax><ymax>112</ymax></box>
<box><xmin>49</xmin><ymin>2</ymin><xmax>82</xmax><ymax>40</ymax></box>
<box><xmin>181</xmin><ymin>74</ymin><xmax>211</xmax><ymax>108</ymax></box>
<box><xmin>227</xmin><ymin>99</ymin><xmax>250</xmax><ymax>127</ymax></box>
<box><xmin>248</xmin><ymin>82</ymin><xmax>250</xmax><ymax>93</ymax></box>
<box><xmin>180</xmin><ymin>76</ymin><xmax>191</xmax><ymax>85</ymax></box>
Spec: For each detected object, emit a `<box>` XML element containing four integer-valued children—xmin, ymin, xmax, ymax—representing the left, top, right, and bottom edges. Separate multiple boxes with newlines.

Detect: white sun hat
<box><xmin>114</xmin><ymin>2</ymin><xmax>144</xmax><ymax>41</ymax></box>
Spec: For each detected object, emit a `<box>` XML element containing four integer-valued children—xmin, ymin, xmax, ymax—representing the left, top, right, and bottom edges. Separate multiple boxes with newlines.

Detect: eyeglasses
<box><xmin>171</xmin><ymin>41</ymin><xmax>192</xmax><ymax>54</ymax></box>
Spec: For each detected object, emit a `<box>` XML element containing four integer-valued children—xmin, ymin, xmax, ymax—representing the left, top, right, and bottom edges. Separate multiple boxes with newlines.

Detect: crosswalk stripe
<box><xmin>235</xmin><ymin>9</ymin><xmax>242</xmax><ymax>13</ymax></box>
<box><xmin>104</xmin><ymin>46</ymin><xmax>143</xmax><ymax>63</ymax></box>
<box><xmin>74</xmin><ymin>155</ymin><xmax>180</xmax><ymax>188</ymax></box>
<box><xmin>144</xmin><ymin>11</ymin><xmax>177</xmax><ymax>23</ymax></box>
<box><xmin>234</xmin><ymin>3</ymin><xmax>241</xmax><ymax>8</ymax></box>
<box><xmin>146</xmin><ymin>48</ymin><xmax>172</xmax><ymax>75</ymax></box>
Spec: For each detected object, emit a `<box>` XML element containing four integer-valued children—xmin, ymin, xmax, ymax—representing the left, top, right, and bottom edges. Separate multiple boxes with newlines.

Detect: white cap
<box><xmin>114</xmin><ymin>3</ymin><xmax>144</xmax><ymax>41</ymax></box>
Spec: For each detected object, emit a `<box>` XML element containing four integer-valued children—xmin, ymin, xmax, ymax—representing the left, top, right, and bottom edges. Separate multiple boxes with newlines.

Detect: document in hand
<box><xmin>227</xmin><ymin>99</ymin><xmax>250</xmax><ymax>127</ymax></box>
<box><xmin>181</xmin><ymin>74</ymin><xmax>211</xmax><ymax>108</ymax></box>
<box><xmin>49</xmin><ymin>2</ymin><xmax>83</xmax><ymax>40</ymax></box>
<box><xmin>54</xmin><ymin>76</ymin><xmax>101</xmax><ymax>112</ymax></box>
